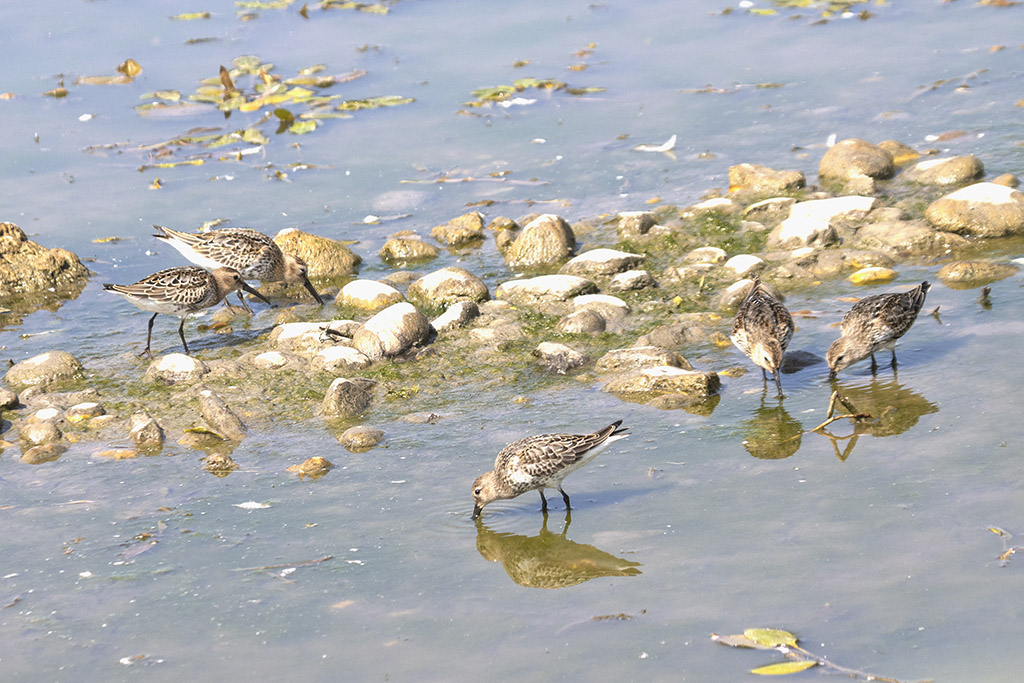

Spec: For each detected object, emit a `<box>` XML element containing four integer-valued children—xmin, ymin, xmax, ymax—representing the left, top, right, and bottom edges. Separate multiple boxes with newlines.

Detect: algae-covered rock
<box><xmin>604</xmin><ymin>366</ymin><xmax>721</xmax><ymax>398</ymax></box>
<box><xmin>145</xmin><ymin>353</ymin><xmax>208</xmax><ymax>384</ymax></box>
<box><xmin>5</xmin><ymin>350</ymin><xmax>84</xmax><ymax>388</ymax></box>
<box><xmin>379</xmin><ymin>235</ymin><xmax>441</xmax><ymax>265</ymax></box>
<box><xmin>903</xmin><ymin>155</ymin><xmax>984</xmax><ymax>186</ymax></box>
<box><xmin>198</xmin><ymin>388</ymin><xmax>247</xmax><ymax>441</ymax></box>
<box><xmin>560</xmin><ymin>248</ymin><xmax>644</xmax><ymax>278</ymax></box>
<box><xmin>937</xmin><ymin>260</ymin><xmax>1018</xmax><ymax>289</ymax></box>
<box><xmin>608</xmin><ymin>270</ymin><xmax>656</xmax><ymax>292</ymax></box>
<box><xmin>728</xmin><ymin>163</ymin><xmax>805</xmax><ymax>194</ymax></box>
<box><xmin>431</xmin><ymin>301</ymin><xmax>480</xmax><ymax>335</ymax></box>
<box><xmin>352</xmin><ymin>302</ymin><xmax>431</xmax><ymax>360</ymax></box>
<box><xmin>407</xmin><ymin>266</ymin><xmax>490</xmax><ymax>309</ymax></box>
<box><xmin>686</xmin><ymin>246</ymin><xmax>727</xmax><ymax>264</ymax></box>
<box><xmin>505</xmin><ymin>214</ymin><xmax>576</xmax><ymax>269</ymax></box>
<box><xmin>925</xmin><ymin>182</ymin><xmax>1024</xmax><ymax>237</ymax></box>
<box><xmin>322</xmin><ymin>378</ymin><xmax>372</xmax><ymax>418</ymax></box>
<box><xmin>617</xmin><ymin>211</ymin><xmax>657</xmax><ymax>238</ymax></box>
<box><xmin>851</xmin><ymin>220</ymin><xmax>970</xmax><ymax>254</ymax></box>
<box><xmin>130</xmin><ymin>410</ymin><xmax>165</xmax><ymax>451</ymax></box>
<box><xmin>0</xmin><ymin>222</ymin><xmax>90</xmax><ymax>297</ymax></box>
<box><xmin>556</xmin><ymin>309</ymin><xmax>606</xmax><ymax>334</ymax></box>
<box><xmin>595</xmin><ymin>346</ymin><xmax>692</xmax><ymax>373</ymax></box>
<box><xmin>430</xmin><ymin>211</ymin><xmax>486</xmax><ymax>246</ymax></box>
<box><xmin>273</xmin><ymin>228</ymin><xmax>361</xmax><ymax>277</ymax></box>
<box><xmin>532</xmin><ymin>342</ymin><xmax>587</xmax><ymax>374</ymax></box>
<box><xmin>495</xmin><ymin>275</ymin><xmax>597</xmax><ymax>305</ymax></box>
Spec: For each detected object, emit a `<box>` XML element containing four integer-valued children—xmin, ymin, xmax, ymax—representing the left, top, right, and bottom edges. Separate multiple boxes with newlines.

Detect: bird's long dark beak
<box><xmin>828</xmin><ymin>370</ymin><xmax>837</xmax><ymax>381</ymax></box>
<box><xmin>240</xmin><ymin>281</ymin><xmax>276</xmax><ymax>307</ymax></box>
<box><xmin>302</xmin><ymin>276</ymin><xmax>324</xmax><ymax>305</ymax></box>
<box><xmin>471</xmin><ymin>505</ymin><xmax>483</xmax><ymax>520</ymax></box>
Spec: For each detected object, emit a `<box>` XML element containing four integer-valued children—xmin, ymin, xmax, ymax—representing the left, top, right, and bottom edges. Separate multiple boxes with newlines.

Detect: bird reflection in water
<box><xmin>475</xmin><ymin>513</ymin><xmax>641</xmax><ymax>589</ymax></box>
<box><xmin>817</xmin><ymin>375</ymin><xmax>938</xmax><ymax>461</ymax></box>
<box><xmin>740</xmin><ymin>398</ymin><xmax>803</xmax><ymax>460</ymax></box>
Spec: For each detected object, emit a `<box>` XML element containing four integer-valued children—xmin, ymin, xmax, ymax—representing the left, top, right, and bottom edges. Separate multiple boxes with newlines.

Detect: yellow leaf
<box><xmin>171</xmin><ymin>11</ymin><xmax>211</xmax><ymax>20</ymax></box>
<box><xmin>744</xmin><ymin>628</ymin><xmax>798</xmax><ymax>648</ymax></box>
<box><xmin>750</xmin><ymin>660</ymin><xmax>817</xmax><ymax>675</ymax></box>
<box><xmin>149</xmin><ymin>178</ymin><xmax>163</xmax><ymax>190</ymax></box>
<box><xmin>117</xmin><ymin>58</ymin><xmax>142</xmax><ymax>78</ymax></box>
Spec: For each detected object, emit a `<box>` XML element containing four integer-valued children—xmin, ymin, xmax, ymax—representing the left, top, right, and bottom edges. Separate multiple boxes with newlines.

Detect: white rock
<box><xmin>145</xmin><ymin>353</ymin><xmax>208</xmax><ymax>384</ymax></box>
<box><xmin>572</xmin><ymin>293</ymin><xmax>630</xmax><ymax>315</ymax></box>
<box><xmin>252</xmin><ymin>351</ymin><xmax>290</xmax><ymax>370</ymax></box>
<box><xmin>495</xmin><ymin>275</ymin><xmax>597</xmax><ymax>304</ymax></box>
<box><xmin>431</xmin><ymin>301</ymin><xmax>481</xmax><ymax>334</ymax></box>
<box><xmin>352</xmin><ymin>302</ymin><xmax>431</xmax><ymax>360</ymax></box>
<box><xmin>338</xmin><ymin>280</ymin><xmax>404</xmax><ymax>310</ymax></box>
<box><xmin>560</xmin><ymin>248</ymin><xmax>644</xmax><ymax>276</ymax></box>
<box><xmin>686</xmin><ymin>246</ymin><xmax>727</xmax><ymax>264</ymax></box>
<box><xmin>311</xmin><ymin>346</ymin><xmax>372</xmax><ymax>373</ymax></box>
<box><xmin>773</xmin><ymin>196</ymin><xmax>876</xmax><ymax>247</ymax></box>
<box><xmin>724</xmin><ymin>254</ymin><xmax>765</xmax><ymax>277</ymax></box>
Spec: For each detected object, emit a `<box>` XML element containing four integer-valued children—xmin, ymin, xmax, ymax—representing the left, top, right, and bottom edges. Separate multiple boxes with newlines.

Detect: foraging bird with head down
<box><xmin>827</xmin><ymin>281</ymin><xmax>930</xmax><ymax>379</ymax></box>
<box><xmin>153</xmin><ymin>225</ymin><xmax>323</xmax><ymax>311</ymax></box>
<box><xmin>471</xmin><ymin>421</ymin><xmax>629</xmax><ymax>519</ymax></box>
<box><xmin>730</xmin><ymin>277</ymin><xmax>795</xmax><ymax>398</ymax></box>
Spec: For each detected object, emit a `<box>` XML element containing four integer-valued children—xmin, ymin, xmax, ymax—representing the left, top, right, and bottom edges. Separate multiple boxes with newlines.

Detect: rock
<box><xmin>352</xmin><ymin>302</ymin><xmax>432</xmax><ymax>360</ymax></box>
<box><xmin>30</xmin><ymin>407</ymin><xmax>61</xmax><ymax>422</ymax></box>
<box><xmin>339</xmin><ymin>425</ymin><xmax>385</xmax><ymax>451</ymax></box>
<box><xmin>556</xmin><ymin>309</ymin><xmax>606</xmax><ymax>334</ymax></box>
<box><xmin>273</xmin><ymin>228</ymin><xmax>361</xmax><ymax>278</ymax></box>
<box><xmin>203</xmin><ymin>453</ymin><xmax>238</xmax><ymax>475</ymax></box>
<box><xmin>767</xmin><ymin>196</ymin><xmax>876</xmax><ymax>249</ymax></box>
<box><xmin>130</xmin><ymin>411</ymin><xmax>165</xmax><ymax>450</ymax></box>
<box><xmin>488</xmin><ymin>216</ymin><xmax>520</xmax><ymax>233</ymax></box>
<box><xmin>992</xmin><ymin>173</ymin><xmax>1020</xmax><ymax>188</ymax></box>
<box><xmin>337</xmin><ymin>280</ymin><xmax>405</xmax><ymax>310</ymax></box>
<box><xmin>903</xmin><ymin>155</ymin><xmax>984</xmax><ymax>186</ymax></box>
<box><xmin>686</xmin><ymin>246</ymin><xmax>728</xmax><ymax>264</ymax></box>
<box><xmin>684</xmin><ymin>197</ymin><xmax>737</xmax><ymax>215</ymax></box>
<box><xmin>469</xmin><ymin>322</ymin><xmax>526</xmax><ymax>344</ymax></box>
<box><xmin>559</xmin><ymin>248</ymin><xmax>644</xmax><ymax>277</ymax></box>
<box><xmin>937</xmin><ymin>260</ymin><xmax>1019</xmax><ymax>289</ymax></box>
<box><xmin>197</xmin><ymin>389</ymin><xmax>247</xmax><ymax>441</ymax></box>
<box><xmin>724</xmin><ymin>254</ymin><xmax>765</xmax><ymax>277</ymax></box>
<box><xmin>743</xmin><ymin>197</ymin><xmax>798</xmax><ymax>224</ymax></box>
<box><xmin>20</xmin><ymin>443</ymin><xmax>67</xmax><ymax>464</ymax></box>
<box><xmin>532</xmin><ymin>342</ymin><xmax>587</xmax><ymax>374</ymax></box>
<box><xmin>145</xmin><ymin>353</ymin><xmax>209</xmax><ymax>384</ymax></box>
<box><xmin>431</xmin><ymin>301</ymin><xmax>481</xmax><ymax>335</ymax></box>
<box><xmin>504</xmin><ymin>214</ymin><xmax>576</xmax><ymax>269</ymax></box>
<box><xmin>20</xmin><ymin>420</ymin><xmax>62</xmax><ymax>445</ymax></box>
<box><xmin>572</xmin><ymin>293</ymin><xmax>629</xmax><ymax>320</ymax></box>
<box><xmin>379</xmin><ymin>235</ymin><xmax>441</xmax><ymax>265</ymax></box>
<box><xmin>0</xmin><ymin>222</ymin><xmax>90</xmax><ymax>297</ymax></box>
<box><xmin>596</xmin><ymin>346</ymin><xmax>692</xmax><ymax>373</ymax></box>
<box><xmin>848</xmin><ymin>266</ymin><xmax>898</xmax><ymax>285</ymax></box>
<box><xmin>925</xmin><ymin>182</ymin><xmax>1024</xmax><ymax>237</ymax></box>
<box><xmin>604</xmin><ymin>366</ymin><xmax>721</xmax><ymax>398</ymax></box>
<box><xmin>728</xmin><ymin>163</ymin><xmax>805</xmax><ymax>194</ymax></box>
<box><xmin>95</xmin><ymin>448</ymin><xmax>139</xmax><ymax>460</ymax></box>
<box><xmin>322</xmin><ymin>378</ymin><xmax>372</xmax><ymax>418</ymax></box>
<box><xmin>252</xmin><ymin>351</ymin><xmax>292</xmax><ymax>370</ymax></box>
<box><xmin>310</xmin><ymin>346</ymin><xmax>372</xmax><ymax>373</ymax></box>
<box><xmin>0</xmin><ymin>387</ymin><xmax>17</xmax><ymax>410</ymax></box>
<box><xmin>287</xmin><ymin>456</ymin><xmax>334</xmax><ymax>480</ymax></box>
<box><xmin>715</xmin><ymin>278</ymin><xmax>779</xmax><ymax>311</ymax></box>
<box><xmin>608</xmin><ymin>270</ymin><xmax>656</xmax><ymax>292</ymax></box>
<box><xmin>403</xmin><ymin>411</ymin><xmax>442</xmax><ymax>424</ymax></box>
<box><xmin>270</xmin><ymin>320</ymin><xmax>361</xmax><ymax>355</ymax></box>
<box><xmin>66</xmin><ymin>402</ymin><xmax>104</xmax><ymax>423</ymax></box>
<box><xmin>407</xmin><ymin>267</ymin><xmax>490</xmax><ymax>309</ymax></box>
<box><xmin>635</xmin><ymin>321</ymin><xmax>706</xmax><ymax>348</ymax></box>
<box><xmin>430</xmin><ymin>211</ymin><xmax>485</xmax><ymax>246</ymax></box>
<box><xmin>4</xmin><ymin>350</ymin><xmax>84</xmax><ymax>388</ymax></box>
<box><xmin>780</xmin><ymin>350</ymin><xmax>824</xmax><ymax>373</ymax></box>
<box><xmin>878</xmin><ymin>140</ymin><xmax>920</xmax><ymax>165</ymax></box>
<box><xmin>819</xmin><ymin>138</ymin><xmax>895</xmax><ymax>186</ymax></box>
<box><xmin>851</xmin><ymin>220</ymin><xmax>970</xmax><ymax>254</ymax></box>
<box><xmin>495</xmin><ymin>275</ymin><xmax>597</xmax><ymax>305</ymax></box>
<box><xmin>617</xmin><ymin>211</ymin><xmax>657</xmax><ymax>238</ymax></box>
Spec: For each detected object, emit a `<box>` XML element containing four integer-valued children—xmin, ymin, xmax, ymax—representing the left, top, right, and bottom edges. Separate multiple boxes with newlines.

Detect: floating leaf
<box><xmin>149</xmin><ymin>177</ymin><xmax>163</xmax><ymax>190</ymax></box>
<box><xmin>744</xmin><ymin>628</ymin><xmax>798</xmax><ymax>648</ymax></box>
<box><xmin>274</xmin><ymin>107</ymin><xmax>295</xmax><ymax>123</ymax></box>
<box><xmin>288</xmin><ymin>120</ymin><xmax>317</xmax><ymax>134</ymax></box>
<box><xmin>711</xmin><ymin>633</ymin><xmax>760</xmax><ymax>648</ymax></box>
<box><xmin>117</xmin><ymin>59</ymin><xmax>143</xmax><ymax>78</ymax></box>
<box><xmin>565</xmin><ymin>86</ymin><xmax>605</xmax><ymax>95</ymax></box>
<box><xmin>93</xmin><ymin>236</ymin><xmax>125</xmax><ymax>244</ymax></box>
<box><xmin>140</xmin><ymin>159</ymin><xmax>205</xmax><ymax>170</ymax></box>
<box><xmin>43</xmin><ymin>87</ymin><xmax>68</xmax><ymax>98</ymax></box>
<box><xmin>750</xmin><ymin>661</ymin><xmax>817</xmax><ymax>675</ymax></box>
<box><xmin>171</xmin><ymin>11</ymin><xmax>211</xmax><ymax>20</ymax></box>
<box><xmin>336</xmin><ymin>95</ymin><xmax>414</xmax><ymax>111</ymax></box>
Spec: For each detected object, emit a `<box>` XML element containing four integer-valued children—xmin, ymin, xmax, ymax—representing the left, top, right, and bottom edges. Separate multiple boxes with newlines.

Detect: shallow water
<box><xmin>3</xmin><ymin>2</ymin><xmax>1024</xmax><ymax>681</ymax></box>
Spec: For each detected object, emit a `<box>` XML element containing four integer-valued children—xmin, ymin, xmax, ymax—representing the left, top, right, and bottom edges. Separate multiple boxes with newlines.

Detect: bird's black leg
<box><xmin>773</xmin><ymin>371</ymin><xmax>785</xmax><ymax>399</ymax></box>
<box><xmin>178</xmin><ymin>318</ymin><xmax>190</xmax><ymax>355</ymax></box>
<box><xmin>890</xmin><ymin>349</ymin><xmax>898</xmax><ymax>370</ymax></box>
<box><xmin>139</xmin><ymin>313</ymin><xmax>158</xmax><ymax>359</ymax></box>
<box><xmin>761</xmin><ymin>368</ymin><xmax>768</xmax><ymax>389</ymax></box>
<box><xmin>236</xmin><ymin>291</ymin><xmax>253</xmax><ymax>314</ymax></box>
<box><xmin>539</xmin><ymin>489</ymin><xmax>548</xmax><ymax>512</ymax></box>
<box><xmin>870</xmin><ymin>353</ymin><xmax>878</xmax><ymax>373</ymax></box>
<box><xmin>559</xmin><ymin>486</ymin><xmax>572</xmax><ymax>511</ymax></box>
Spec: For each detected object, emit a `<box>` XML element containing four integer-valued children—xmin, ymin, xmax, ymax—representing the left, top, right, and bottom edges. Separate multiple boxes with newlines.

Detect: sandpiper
<box><xmin>731</xmin><ymin>278</ymin><xmax>795</xmax><ymax>398</ymax></box>
<box><xmin>152</xmin><ymin>225</ymin><xmax>323</xmax><ymax>310</ymax></box>
<box><xmin>827</xmin><ymin>281</ymin><xmax>930</xmax><ymax>379</ymax></box>
<box><xmin>104</xmin><ymin>266</ymin><xmax>252</xmax><ymax>357</ymax></box>
<box><xmin>471</xmin><ymin>420</ymin><xmax>629</xmax><ymax>519</ymax></box>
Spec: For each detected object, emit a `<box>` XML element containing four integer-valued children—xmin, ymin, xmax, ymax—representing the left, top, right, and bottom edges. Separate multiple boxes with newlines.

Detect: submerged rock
<box><xmin>379</xmin><ymin>235</ymin><xmax>441</xmax><ymax>265</ymax></box>
<box><xmin>5</xmin><ymin>350</ymin><xmax>84</xmax><ymax>388</ymax></box>
<box><xmin>130</xmin><ymin>410</ymin><xmax>165</xmax><ymax>451</ymax></box>
<box><xmin>596</xmin><ymin>346</ymin><xmax>692</xmax><ymax>372</ymax></box>
<box><xmin>604</xmin><ymin>366</ymin><xmax>721</xmax><ymax>398</ymax></box>
<box><xmin>352</xmin><ymin>302</ymin><xmax>431</xmax><ymax>360</ymax></box>
<box><xmin>925</xmin><ymin>182</ymin><xmax>1024</xmax><ymax>237</ymax></box>
<box><xmin>937</xmin><ymin>260</ymin><xmax>1019</xmax><ymax>288</ymax></box>
<box><xmin>273</xmin><ymin>228</ymin><xmax>361</xmax><ymax>277</ymax></box>
<box><xmin>287</xmin><ymin>456</ymin><xmax>334</xmax><ymax>479</ymax></box>
<box><xmin>532</xmin><ymin>342</ymin><xmax>587</xmax><ymax>374</ymax></box>
<box><xmin>19</xmin><ymin>420</ymin><xmax>62</xmax><ymax>446</ymax></box>
<box><xmin>322</xmin><ymin>378</ymin><xmax>373</xmax><ymax>418</ymax></box>
<box><xmin>20</xmin><ymin>443</ymin><xmax>67</xmax><ymax>464</ymax></box>
<box><xmin>0</xmin><ymin>222</ymin><xmax>90</xmax><ymax>297</ymax></box>
<box><xmin>504</xmin><ymin>214</ymin><xmax>576</xmax><ymax>269</ymax></box>
<box><xmin>339</xmin><ymin>425</ymin><xmax>385</xmax><ymax>451</ymax></box>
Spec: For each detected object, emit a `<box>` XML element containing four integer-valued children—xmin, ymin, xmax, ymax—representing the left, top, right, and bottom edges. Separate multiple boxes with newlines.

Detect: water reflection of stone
<box><xmin>740</xmin><ymin>399</ymin><xmax>803</xmax><ymax>460</ymax></box>
<box><xmin>475</xmin><ymin>513</ymin><xmax>641</xmax><ymax>589</ymax></box>
<box><xmin>832</xmin><ymin>376</ymin><xmax>938</xmax><ymax>438</ymax></box>
<box><xmin>0</xmin><ymin>281</ymin><xmax>87</xmax><ymax>332</ymax></box>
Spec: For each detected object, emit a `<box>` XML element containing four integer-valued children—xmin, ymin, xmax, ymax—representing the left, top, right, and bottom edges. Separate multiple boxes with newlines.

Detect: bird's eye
<box><xmin>474</xmin><ymin>488</ymin><xmax>482</xmax><ymax>495</ymax></box>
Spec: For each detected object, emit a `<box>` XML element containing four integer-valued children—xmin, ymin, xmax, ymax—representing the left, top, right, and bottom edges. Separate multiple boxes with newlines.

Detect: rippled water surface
<box><xmin>3</xmin><ymin>2</ymin><xmax>1024</xmax><ymax>681</ymax></box>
